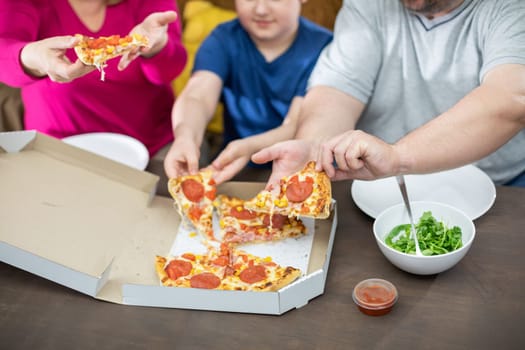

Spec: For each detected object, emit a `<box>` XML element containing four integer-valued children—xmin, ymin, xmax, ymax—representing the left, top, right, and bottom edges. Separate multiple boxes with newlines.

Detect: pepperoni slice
<box><xmin>106</xmin><ymin>35</ymin><xmax>120</xmax><ymax>46</ymax></box>
<box><xmin>181</xmin><ymin>179</ymin><xmax>205</xmax><ymax>203</ymax></box>
<box><xmin>239</xmin><ymin>265</ymin><xmax>267</xmax><ymax>284</ymax></box>
<box><xmin>165</xmin><ymin>259</ymin><xmax>192</xmax><ymax>280</ymax></box>
<box><xmin>205</xmin><ymin>187</ymin><xmax>217</xmax><ymax>201</ymax></box>
<box><xmin>181</xmin><ymin>253</ymin><xmax>196</xmax><ymax>261</ymax></box>
<box><xmin>212</xmin><ymin>255</ymin><xmax>229</xmax><ymax>266</ymax></box>
<box><xmin>190</xmin><ymin>272</ymin><xmax>221</xmax><ymax>289</ymax></box>
<box><xmin>188</xmin><ymin>205</ymin><xmax>204</xmax><ymax>221</ymax></box>
<box><xmin>230</xmin><ymin>206</ymin><xmax>257</xmax><ymax>220</ymax></box>
<box><xmin>285</xmin><ymin>175</ymin><xmax>314</xmax><ymax>203</ymax></box>
<box><xmin>263</xmin><ymin>214</ymin><xmax>287</xmax><ymax>229</ymax></box>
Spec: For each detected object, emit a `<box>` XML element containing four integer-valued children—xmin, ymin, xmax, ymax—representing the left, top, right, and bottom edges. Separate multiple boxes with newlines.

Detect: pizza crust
<box><xmin>250</xmin><ymin>266</ymin><xmax>302</xmax><ymax>292</ymax></box>
<box><xmin>155</xmin><ymin>256</ymin><xmax>172</xmax><ymax>287</ymax></box>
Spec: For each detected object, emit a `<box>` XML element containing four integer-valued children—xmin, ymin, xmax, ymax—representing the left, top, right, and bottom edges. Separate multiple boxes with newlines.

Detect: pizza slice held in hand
<box><xmin>168</xmin><ymin>169</ymin><xmax>217</xmax><ymax>241</ymax></box>
<box><xmin>244</xmin><ymin>161</ymin><xmax>332</xmax><ymax>219</ymax></box>
<box><xmin>73</xmin><ymin>33</ymin><xmax>149</xmax><ymax>81</ymax></box>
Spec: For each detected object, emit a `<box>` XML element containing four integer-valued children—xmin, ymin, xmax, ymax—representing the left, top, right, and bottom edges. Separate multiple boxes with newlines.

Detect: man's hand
<box><xmin>317</xmin><ymin>130</ymin><xmax>399</xmax><ymax>181</ymax></box>
<box><xmin>251</xmin><ymin>139</ymin><xmax>315</xmax><ymax>188</ymax></box>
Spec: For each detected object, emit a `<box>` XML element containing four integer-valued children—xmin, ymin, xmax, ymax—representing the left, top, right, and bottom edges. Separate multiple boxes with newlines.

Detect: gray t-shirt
<box><xmin>309</xmin><ymin>0</ymin><xmax>525</xmax><ymax>184</ymax></box>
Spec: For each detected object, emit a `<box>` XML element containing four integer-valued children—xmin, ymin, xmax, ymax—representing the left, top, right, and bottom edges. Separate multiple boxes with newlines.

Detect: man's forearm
<box><xmin>395</xmin><ymin>64</ymin><xmax>525</xmax><ymax>174</ymax></box>
<box><xmin>295</xmin><ymin>86</ymin><xmax>364</xmax><ymax>141</ymax></box>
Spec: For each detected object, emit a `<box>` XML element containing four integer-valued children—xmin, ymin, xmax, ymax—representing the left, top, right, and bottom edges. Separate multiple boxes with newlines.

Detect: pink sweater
<box><xmin>0</xmin><ymin>0</ymin><xmax>187</xmax><ymax>156</ymax></box>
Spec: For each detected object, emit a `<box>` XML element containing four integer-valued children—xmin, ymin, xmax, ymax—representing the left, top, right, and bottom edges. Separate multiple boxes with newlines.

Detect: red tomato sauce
<box><xmin>356</xmin><ymin>285</ymin><xmax>395</xmax><ymax>305</ymax></box>
<box><xmin>352</xmin><ymin>279</ymin><xmax>398</xmax><ymax>316</ymax></box>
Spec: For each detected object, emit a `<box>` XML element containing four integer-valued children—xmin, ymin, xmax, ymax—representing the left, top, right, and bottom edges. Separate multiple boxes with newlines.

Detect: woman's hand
<box><xmin>118</xmin><ymin>11</ymin><xmax>178</xmax><ymax>70</ymax></box>
<box><xmin>20</xmin><ymin>35</ymin><xmax>95</xmax><ymax>82</ymax></box>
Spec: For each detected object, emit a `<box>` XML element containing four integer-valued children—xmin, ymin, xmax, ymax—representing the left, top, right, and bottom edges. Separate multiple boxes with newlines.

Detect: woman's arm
<box><xmin>132</xmin><ymin>0</ymin><xmax>187</xmax><ymax>85</ymax></box>
<box><xmin>0</xmin><ymin>1</ymin><xmax>47</xmax><ymax>86</ymax></box>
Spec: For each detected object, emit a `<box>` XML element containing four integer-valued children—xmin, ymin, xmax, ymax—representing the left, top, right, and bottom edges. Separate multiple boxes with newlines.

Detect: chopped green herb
<box><xmin>385</xmin><ymin>211</ymin><xmax>463</xmax><ymax>256</ymax></box>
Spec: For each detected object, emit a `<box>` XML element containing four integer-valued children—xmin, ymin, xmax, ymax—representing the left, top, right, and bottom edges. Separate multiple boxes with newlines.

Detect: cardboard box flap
<box><xmin>0</xmin><ymin>131</ymin><xmax>176</xmax><ymax>296</ymax></box>
<box><xmin>0</xmin><ymin>131</ymin><xmax>159</xmax><ymax>196</ymax></box>
<box><xmin>119</xmin><ymin>269</ymin><xmax>326</xmax><ymax>315</ymax></box>
<box><xmin>0</xmin><ymin>130</ymin><xmax>37</xmax><ymax>153</ymax></box>
<box><xmin>95</xmin><ymin>196</ymin><xmax>181</xmax><ymax>304</ymax></box>
<box><xmin>0</xmin><ymin>241</ymin><xmax>112</xmax><ymax>297</ymax></box>
<box><xmin>308</xmin><ymin>204</ymin><xmax>337</xmax><ymax>273</ymax></box>
<box><xmin>121</xmin><ymin>284</ymin><xmax>282</xmax><ymax>314</ymax></box>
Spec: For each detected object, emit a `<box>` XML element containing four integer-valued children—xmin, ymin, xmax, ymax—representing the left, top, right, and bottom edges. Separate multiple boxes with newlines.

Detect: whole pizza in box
<box><xmin>157</xmin><ymin>161</ymin><xmax>332</xmax><ymax>291</ymax></box>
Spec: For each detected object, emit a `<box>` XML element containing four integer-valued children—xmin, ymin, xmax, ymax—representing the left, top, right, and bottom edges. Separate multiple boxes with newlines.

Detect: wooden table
<box><xmin>1</xmin><ymin>172</ymin><xmax>524</xmax><ymax>350</ymax></box>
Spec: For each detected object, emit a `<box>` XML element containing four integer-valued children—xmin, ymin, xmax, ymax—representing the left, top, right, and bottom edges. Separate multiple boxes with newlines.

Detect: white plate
<box><xmin>351</xmin><ymin>165</ymin><xmax>496</xmax><ymax>220</ymax></box>
<box><xmin>63</xmin><ymin>132</ymin><xmax>149</xmax><ymax>170</ymax></box>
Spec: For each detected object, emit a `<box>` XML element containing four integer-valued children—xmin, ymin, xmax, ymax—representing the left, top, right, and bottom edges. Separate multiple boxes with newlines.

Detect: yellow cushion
<box><xmin>173</xmin><ymin>1</ymin><xmax>237</xmax><ymax>134</ymax></box>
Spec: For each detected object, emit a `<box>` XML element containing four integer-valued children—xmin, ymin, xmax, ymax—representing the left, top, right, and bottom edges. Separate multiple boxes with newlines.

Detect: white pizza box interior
<box><xmin>0</xmin><ymin>130</ymin><xmax>338</xmax><ymax>315</ymax></box>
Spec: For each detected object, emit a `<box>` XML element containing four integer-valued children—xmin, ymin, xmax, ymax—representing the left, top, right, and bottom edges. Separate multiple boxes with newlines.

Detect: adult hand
<box><xmin>20</xmin><ymin>36</ymin><xmax>95</xmax><ymax>82</ymax></box>
<box><xmin>163</xmin><ymin>135</ymin><xmax>201</xmax><ymax>179</ymax></box>
<box><xmin>118</xmin><ymin>10</ymin><xmax>177</xmax><ymax>70</ymax></box>
<box><xmin>317</xmin><ymin>130</ymin><xmax>400</xmax><ymax>181</ymax></box>
<box><xmin>251</xmin><ymin>139</ymin><xmax>315</xmax><ymax>188</ymax></box>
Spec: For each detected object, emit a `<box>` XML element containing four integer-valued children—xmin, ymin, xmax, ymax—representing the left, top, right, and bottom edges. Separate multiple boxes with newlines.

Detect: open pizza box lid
<box><xmin>0</xmin><ymin>131</ymin><xmax>337</xmax><ymax>315</ymax></box>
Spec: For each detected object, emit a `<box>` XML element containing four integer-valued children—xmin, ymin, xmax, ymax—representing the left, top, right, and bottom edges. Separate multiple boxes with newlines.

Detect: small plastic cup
<box><xmin>352</xmin><ymin>278</ymin><xmax>398</xmax><ymax>316</ymax></box>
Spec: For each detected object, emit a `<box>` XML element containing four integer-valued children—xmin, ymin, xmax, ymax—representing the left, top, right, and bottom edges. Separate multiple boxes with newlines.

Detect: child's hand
<box><xmin>211</xmin><ymin>139</ymin><xmax>251</xmax><ymax>184</ymax></box>
<box><xmin>164</xmin><ymin>135</ymin><xmax>201</xmax><ymax>179</ymax></box>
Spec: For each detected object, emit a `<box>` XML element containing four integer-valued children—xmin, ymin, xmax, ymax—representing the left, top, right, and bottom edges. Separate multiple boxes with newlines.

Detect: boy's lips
<box><xmin>253</xmin><ymin>19</ymin><xmax>273</xmax><ymax>28</ymax></box>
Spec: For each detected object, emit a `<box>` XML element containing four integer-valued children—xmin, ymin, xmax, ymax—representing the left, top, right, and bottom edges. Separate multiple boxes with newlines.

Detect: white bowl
<box><xmin>63</xmin><ymin>132</ymin><xmax>149</xmax><ymax>170</ymax></box>
<box><xmin>373</xmin><ymin>201</ymin><xmax>476</xmax><ymax>275</ymax></box>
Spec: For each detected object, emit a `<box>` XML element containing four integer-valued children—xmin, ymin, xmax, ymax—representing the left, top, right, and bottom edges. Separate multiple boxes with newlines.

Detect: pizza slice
<box><xmin>167</xmin><ymin>169</ymin><xmax>217</xmax><ymax>241</ymax></box>
<box><xmin>74</xmin><ymin>33</ymin><xmax>149</xmax><ymax>81</ymax></box>
<box><xmin>155</xmin><ymin>243</ymin><xmax>231</xmax><ymax>289</ymax></box>
<box><xmin>223</xmin><ymin>247</ymin><xmax>302</xmax><ymax>291</ymax></box>
<box><xmin>215</xmin><ymin>194</ymin><xmax>307</xmax><ymax>245</ymax></box>
<box><xmin>245</xmin><ymin>161</ymin><xmax>332</xmax><ymax>219</ymax></box>
<box><xmin>155</xmin><ymin>243</ymin><xmax>302</xmax><ymax>291</ymax></box>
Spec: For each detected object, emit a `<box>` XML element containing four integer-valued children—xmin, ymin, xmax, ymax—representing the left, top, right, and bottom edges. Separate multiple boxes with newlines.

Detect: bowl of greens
<box><xmin>373</xmin><ymin>201</ymin><xmax>476</xmax><ymax>275</ymax></box>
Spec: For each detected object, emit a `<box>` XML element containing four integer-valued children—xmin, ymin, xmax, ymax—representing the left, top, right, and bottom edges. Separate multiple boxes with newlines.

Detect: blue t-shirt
<box><xmin>193</xmin><ymin>17</ymin><xmax>333</xmax><ymax>145</ymax></box>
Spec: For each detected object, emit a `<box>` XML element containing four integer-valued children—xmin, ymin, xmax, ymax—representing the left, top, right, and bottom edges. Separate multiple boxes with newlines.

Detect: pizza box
<box><xmin>0</xmin><ymin>131</ymin><xmax>338</xmax><ymax>315</ymax></box>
